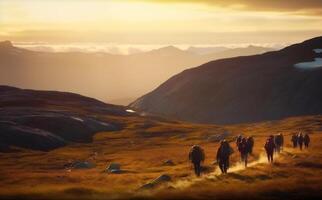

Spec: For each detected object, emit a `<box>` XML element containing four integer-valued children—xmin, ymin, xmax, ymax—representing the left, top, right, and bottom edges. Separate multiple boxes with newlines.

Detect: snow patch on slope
<box><xmin>294</xmin><ymin>58</ymin><xmax>322</xmax><ymax>69</ymax></box>
<box><xmin>294</xmin><ymin>49</ymin><xmax>322</xmax><ymax>69</ymax></box>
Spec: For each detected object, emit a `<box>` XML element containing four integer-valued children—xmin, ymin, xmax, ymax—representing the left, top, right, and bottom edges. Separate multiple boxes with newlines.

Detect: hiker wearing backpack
<box><xmin>304</xmin><ymin>133</ymin><xmax>310</xmax><ymax>148</ymax></box>
<box><xmin>189</xmin><ymin>145</ymin><xmax>205</xmax><ymax>177</ymax></box>
<box><xmin>238</xmin><ymin>138</ymin><xmax>249</xmax><ymax>167</ymax></box>
<box><xmin>246</xmin><ymin>136</ymin><xmax>254</xmax><ymax>155</ymax></box>
<box><xmin>274</xmin><ymin>133</ymin><xmax>283</xmax><ymax>153</ymax></box>
<box><xmin>264</xmin><ymin>135</ymin><xmax>276</xmax><ymax>163</ymax></box>
<box><xmin>236</xmin><ymin>134</ymin><xmax>242</xmax><ymax>147</ymax></box>
<box><xmin>216</xmin><ymin>140</ymin><xmax>233</xmax><ymax>174</ymax></box>
<box><xmin>291</xmin><ymin>133</ymin><xmax>298</xmax><ymax>148</ymax></box>
<box><xmin>298</xmin><ymin>133</ymin><xmax>304</xmax><ymax>150</ymax></box>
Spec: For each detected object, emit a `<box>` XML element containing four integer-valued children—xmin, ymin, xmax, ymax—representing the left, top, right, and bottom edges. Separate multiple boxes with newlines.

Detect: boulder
<box><xmin>139</xmin><ymin>174</ymin><xmax>171</xmax><ymax>190</ymax></box>
<box><xmin>70</xmin><ymin>161</ymin><xmax>95</xmax><ymax>169</ymax></box>
<box><xmin>151</xmin><ymin>174</ymin><xmax>171</xmax><ymax>185</ymax></box>
<box><xmin>163</xmin><ymin>160</ymin><xmax>175</xmax><ymax>166</ymax></box>
<box><xmin>106</xmin><ymin>163</ymin><xmax>122</xmax><ymax>173</ymax></box>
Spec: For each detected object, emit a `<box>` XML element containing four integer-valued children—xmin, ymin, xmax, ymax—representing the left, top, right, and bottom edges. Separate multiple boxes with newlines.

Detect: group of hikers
<box><xmin>291</xmin><ymin>133</ymin><xmax>310</xmax><ymax>150</ymax></box>
<box><xmin>188</xmin><ymin>132</ymin><xmax>311</xmax><ymax>176</ymax></box>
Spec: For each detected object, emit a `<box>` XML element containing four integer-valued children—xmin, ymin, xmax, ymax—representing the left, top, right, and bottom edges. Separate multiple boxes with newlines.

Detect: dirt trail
<box><xmin>171</xmin><ymin>151</ymin><xmax>282</xmax><ymax>189</ymax></box>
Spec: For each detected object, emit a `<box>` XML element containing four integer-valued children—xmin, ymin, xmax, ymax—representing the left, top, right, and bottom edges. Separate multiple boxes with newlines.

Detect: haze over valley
<box><xmin>0</xmin><ymin>41</ymin><xmax>274</xmax><ymax>105</ymax></box>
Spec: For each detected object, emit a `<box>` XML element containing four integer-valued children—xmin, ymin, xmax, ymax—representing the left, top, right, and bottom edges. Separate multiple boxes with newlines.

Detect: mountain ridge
<box><xmin>130</xmin><ymin>36</ymin><xmax>322</xmax><ymax>124</ymax></box>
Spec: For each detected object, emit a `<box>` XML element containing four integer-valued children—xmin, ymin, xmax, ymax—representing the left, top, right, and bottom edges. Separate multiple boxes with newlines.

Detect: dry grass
<box><xmin>0</xmin><ymin>115</ymin><xmax>321</xmax><ymax>199</ymax></box>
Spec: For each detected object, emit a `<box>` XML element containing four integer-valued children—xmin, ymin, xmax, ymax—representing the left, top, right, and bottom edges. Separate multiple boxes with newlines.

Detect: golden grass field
<box><xmin>0</xmin><ymin>114</ymin><xmax>321</xmax><ymax>200</ymax></box>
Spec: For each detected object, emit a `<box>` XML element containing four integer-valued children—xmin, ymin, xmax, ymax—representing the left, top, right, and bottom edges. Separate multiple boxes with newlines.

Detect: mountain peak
<box><xmin>151</xmin><ymin>45</ymin><xmax>184</xmax><ymax>54</ymax></box>
<box><xmin>159</xmin><ymin>45</ymin><xmax>182</xmax><ymax>51</ymax></box>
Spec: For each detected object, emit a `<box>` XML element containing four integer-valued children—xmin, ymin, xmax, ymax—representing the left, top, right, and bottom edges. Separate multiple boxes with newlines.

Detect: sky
<box><xmin>1</xmin><ymin>0</ymin><xmax>322</xmax><ymax>45</ymax></box>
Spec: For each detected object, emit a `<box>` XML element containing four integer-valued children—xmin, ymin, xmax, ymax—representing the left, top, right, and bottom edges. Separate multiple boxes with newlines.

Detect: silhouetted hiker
<box><xmin>274</xmin><ymin>133</ymin><xmax>284</xmax><ymax>153</ymax></box>
<box><xmin>280</xmin><ymin>133</ymin><xmax>284</xmax><ymax>151</ymax></box>
<box><xmin>304</xmin><ymin>133</ymin><xmax>310</xmax><ymax>148</ymax></box>
<box><xmin>291</xmin><ymin>134</ymin><xmax>298</xmax><ymax>148</ymax></box>
<box><xmin>238</xmin><ymin>138</ymin><xmax>248</xmax><ymax>167</ymax></box>
<box><xmin>216</xmin><ymin>140</ymin><xmax>233</xmax><ymax>174</ymax></box>
<box><xmin>236</xmin><ymin>135</ymin><xmax>242</xmax><ymax>147</ymax></box>
<box><xmin>298</xmin><ymin>133</ymin><xmax>304</xmax><ymax>150</ymax></box>
<box><xmin>264</xmin><ymin>135</ymin><xmax>276</xmax><ymax>163</ymax></box>
<box><xmin>189</xmin><ymin>145</ymin><xmax>205</xmax><ymax>177</ymax></box>
<box><xmin>246</xmin><ymin>136</ymin><xmax>254</xmax><ymax>155</ymax></box>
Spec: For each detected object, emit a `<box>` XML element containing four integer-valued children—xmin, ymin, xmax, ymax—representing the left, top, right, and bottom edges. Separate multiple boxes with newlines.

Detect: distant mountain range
<box><xmin>0</xmin><ymin>41</ymin><xmax>273</xmax><ymax>105</ymax></box>
<box><xmin>130</xmin><ymin>36</ymin><xmax>322</xmax><ymax>124</ymax></box>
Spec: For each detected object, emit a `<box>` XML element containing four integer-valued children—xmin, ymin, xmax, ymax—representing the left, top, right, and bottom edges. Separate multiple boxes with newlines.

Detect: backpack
<box><xmin>189</xmin><ymin>146</ymin><xmax>205</xmax><ymax>163</ymax></box>
<box><xmin>265</xmin><ymin>138</ymin><xmax>274</xmax><ymax>151</ymax></box>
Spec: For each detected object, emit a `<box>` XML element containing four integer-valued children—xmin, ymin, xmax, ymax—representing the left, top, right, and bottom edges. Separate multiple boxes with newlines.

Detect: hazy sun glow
<box><xmin>1</xmin><ymin>0</ymin><xmax>322</xmax><ymax>44</ymax></box>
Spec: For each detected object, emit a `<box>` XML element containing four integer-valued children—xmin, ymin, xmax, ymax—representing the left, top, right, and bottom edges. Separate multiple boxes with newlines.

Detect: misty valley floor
<box><xmin>0</xmin><ymin>116</ymin><xmax>322</xmax><ymax>200</ymax></box>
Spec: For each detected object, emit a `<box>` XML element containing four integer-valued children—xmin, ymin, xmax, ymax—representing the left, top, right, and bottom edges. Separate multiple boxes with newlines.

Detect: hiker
<box><xmin>189</xmin><ymin>145</ymin><xmax>205</xmax><ymax>177</ymax></box>
<box><xmin>236</xmin><ymin>134</ymin><xmax>242</xmax><ymax>147</ymax></box>
<box><xmin>280</xmin><ymin>133</ymin><xmax>284</xmax><ymax>151</ymax></box>
<box><xmin>246</xmin><ymin>136</ymin><xmax>254</xmax><ymax>155</ymax></box>
<box><xmin>298</xmin><ymin>133</ymin><xmax>304</xmax><ymax>150</ymax></box>
<box><xmin>274</xmin><ymin>133</ymin><xmax>284</xmax><ymax>153</ymax></box>
<box><xmin>304</xmin><ymin>133</ymin><xmax>310</xmax><ymax>148</ymax></box>
<box><xmin>216</xmin><ymin>140</ymin><xmax>233</xmax><ymax>174</ymax></box>
<box><xmin>264</xmin><ymin>135</ymin><xmax>276</xmax><ymax>163</ymax></box>
<box><xmin>238</xmin><ymin>138</ymin><xmax>249</xmax><ymax>167</ymax></box>
<box><xmin>291</xmin><ymin>133</ymin><xmax>298</xmax><ymax>148</ymax></box>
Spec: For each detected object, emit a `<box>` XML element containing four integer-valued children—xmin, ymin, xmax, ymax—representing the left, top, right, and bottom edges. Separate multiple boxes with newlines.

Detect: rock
<box><xmin>139</xmin><ymin>183</ymin><xmax>154</xmax><ymax>190</ymax></box>
<box><xmin>109</xmin><ymin>169</ymin><xmax>123</xmax><ymax>174</ymax></box>
<box><xmin>163</xmin><ymin>160</ymin><xmax>175</xmax><ymax>166</ymax></box>
<box><xmin>71</xmin><ymin>161</ymin><xmax>95</xmax><ymax>169</ymax></box>
<box><xmin>151</xmin><ymin>174</ymin><xmax>171</xmax><ymax>185</ymax></box>
<box><xmin>106</xmin><ymin>163</ymin><xmax>121</xmax><ymax>173</ymax></box>
<box><xmin>139</xmin><ymin>174</ymin><xmax>172</xmax><ymax>190</ymax></box>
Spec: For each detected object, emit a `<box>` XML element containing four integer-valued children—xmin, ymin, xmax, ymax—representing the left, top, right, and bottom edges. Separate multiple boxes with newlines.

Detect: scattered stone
<box><xmin>151</xmin><ymin>174</ymin><xmax>171</xmax><ymax>185</ymax></box>
<box><xmin>106</xmin><ymin>163</ymin><xmax>122</xmax><ymax>173</ymax></box>
<box><xmin>163</xmin><ymin>160</ymin><xmax>175</xmax><ymax>166</ymax></box>
<box><xmin>139</xmin><ymin>174</ymin><xmax>171</xmax><ymax>190</ymax></box>
<box><xmin>68</xmin><ymin>161</ymin><xmax>95</xmax><ymax>169</ymax></box>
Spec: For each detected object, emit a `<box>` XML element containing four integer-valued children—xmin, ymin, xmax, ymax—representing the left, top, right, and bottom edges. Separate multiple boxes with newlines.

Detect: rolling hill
<box><xmin>130</xmin><ymin>36</ymin><xmax>322</xmax><ymax>124</ymax></box>
<box><xmin>0</xmin><ymin>86</ymin><xmax>128</xmax><ymax>151</ymax></box>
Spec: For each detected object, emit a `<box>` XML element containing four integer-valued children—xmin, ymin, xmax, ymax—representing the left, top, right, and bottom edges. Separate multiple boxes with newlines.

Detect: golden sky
<box><xmin>1</xmin><ymin>0</ymin><xmax>322</xmax><ymax>44</ymax></box>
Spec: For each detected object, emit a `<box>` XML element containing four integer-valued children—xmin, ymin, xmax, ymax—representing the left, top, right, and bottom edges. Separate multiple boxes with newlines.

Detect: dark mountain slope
<box><xmin>0</xmin><ymin>86</ymin><xmax>129</xmax><ymax>151</ymax></box>
<box><xmin>130</xmin><ymin>36</ymin><xmax>322</xmax><ymax>124</ymax></box>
